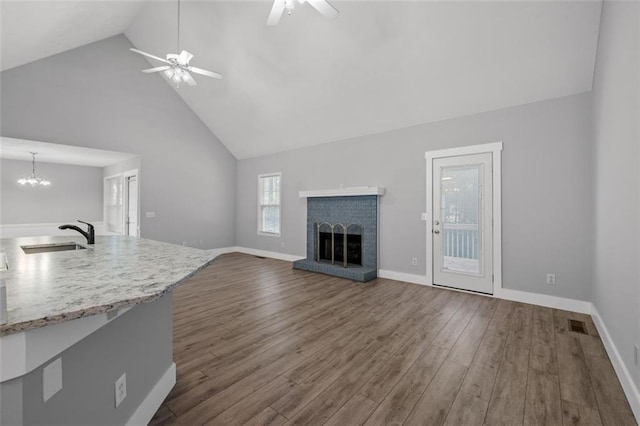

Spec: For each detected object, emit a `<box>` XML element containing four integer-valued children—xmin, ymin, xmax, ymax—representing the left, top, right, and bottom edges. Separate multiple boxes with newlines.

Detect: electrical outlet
<box><xmin>145</xmin><ymin>211</ymin><xmax>155</xmax><ymax>218</ymax></box>
<box><xmin>43</xmin><ymin>357</ymin><xmax>63</xmax><ymax>402</ymax></box>
<box><xmin>115</xmin><ymin>373</ymin><xmax>127</xmax><ymax>408</ymax></box>
<box><xmin>199</xmin><ymin>239</ymin><xmax>204</xmax><ymax>246</ymax></box>
<box><xmin>546</xmin><ymin>273</ymin><xmax>556</xmax><ymax>285</ymax></box>
<box><xmin>411</xmin><ymin>258</ymin><xmax>418</xmax><ymax>266</ymax></box>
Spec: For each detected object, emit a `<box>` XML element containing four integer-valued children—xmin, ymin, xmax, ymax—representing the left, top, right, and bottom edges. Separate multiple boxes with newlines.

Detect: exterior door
<box><xmin>126</xmin><ymin>175</ymin><xmax>138</xmax><ymax>237</ymax></box>
<box><xmin>432</xmin><ymin>153</ymin><xmax>493</xmax><ymax>294</ymax></box>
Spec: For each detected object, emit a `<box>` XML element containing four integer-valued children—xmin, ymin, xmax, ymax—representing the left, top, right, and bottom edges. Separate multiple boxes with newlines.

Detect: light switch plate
<box><xmin>421</xmin><ymin>213</ymin><xmax>428</xmax><ymax>221</ymax></box>
<box><xmin>43</xmin><ymin>357</ymin><xmax>62</xmax><ymax>402</ymax></box>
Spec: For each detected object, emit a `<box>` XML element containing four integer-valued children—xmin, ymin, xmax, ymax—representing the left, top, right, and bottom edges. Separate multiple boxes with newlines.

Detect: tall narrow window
<box><xmin>258</xmin><ymin>173</ymin><xmax>281</xmax><ymax>236</ymax></box>
<box><xmin>105</xmin><ymin>175</ymin><xmax>123</xmax><ymax>234</ymax></box>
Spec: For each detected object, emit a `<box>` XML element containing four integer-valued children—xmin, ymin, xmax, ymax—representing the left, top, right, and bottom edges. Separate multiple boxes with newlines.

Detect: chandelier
<box><xmin>17</xmin><ymin>152</ymin><xmax>51</xmax><ymax>187</ymax></box>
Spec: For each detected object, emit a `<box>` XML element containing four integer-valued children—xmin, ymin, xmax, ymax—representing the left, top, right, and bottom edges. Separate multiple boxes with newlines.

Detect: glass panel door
<box><xmin>433</xmin><ymin>153</ymin><xmax>493</xmax><ymax>294</ymax></box>
<box><xmin>440</xmin><ymin>165</ymin><xmax>482</xmax><ymax>275</ymax></box>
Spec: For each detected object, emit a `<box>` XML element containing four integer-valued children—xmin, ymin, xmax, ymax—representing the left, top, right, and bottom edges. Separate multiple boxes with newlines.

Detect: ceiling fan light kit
<box><xmin>130</xmin><ymin>0</ymin><xmax>222</xmax><ymax>88</ymax></box>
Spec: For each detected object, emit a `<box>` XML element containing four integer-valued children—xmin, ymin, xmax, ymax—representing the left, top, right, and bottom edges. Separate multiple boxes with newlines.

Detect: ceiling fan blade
<box><xmin>189</xmin><ymin>66</ymin><xmax>223</xmax><ymax>79</ymax></box>
<box><xmin>178</xmin><ymin>50</ymin><xmax>194</xmax><ymax>64</ymax></box>
<box><xmin>142</xmin><ymin>66</ymin><xmax>171</xmax><ymax>74</ymax></box>
<box><xmin>129</xmin><ymin>48</ymin><xmax>170</xmax><ymax>64</ymax></box>
<box><xmin>306</xmin><ymin>0</ymin><xmax>338</xmax><ymax>19</ymax></box>
<box><xmin>267</xmin><ymin>0</ymin><xmax>286</xmax><ymax>26</ymax></box>
<box><xmin>182</xmin><ymin>72</ymin><xmax>197</xmax><ymax>86</ymax></box>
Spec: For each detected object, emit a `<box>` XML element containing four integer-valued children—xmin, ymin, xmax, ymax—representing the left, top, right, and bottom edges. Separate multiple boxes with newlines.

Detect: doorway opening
<box><xmin>105</xmin><ymin>168</ymin><xmax>139</xmax><ymax>237</ymax></box>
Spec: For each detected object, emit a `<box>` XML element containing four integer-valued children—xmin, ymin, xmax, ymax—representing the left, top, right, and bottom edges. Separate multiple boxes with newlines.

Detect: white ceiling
<box><xmin>0</xmin><ymin>1</ymin><xmax>146</xmax><ymax>71</ymax></box>
<box><xmin>0</xmin><ymin>137</ymin><xmax>137</xmax><ymax>167</ymax></box>
<box><xmin>1</xmin><ymin>1</ymin><xmax>602</xmax><ymax>159</ymax></box>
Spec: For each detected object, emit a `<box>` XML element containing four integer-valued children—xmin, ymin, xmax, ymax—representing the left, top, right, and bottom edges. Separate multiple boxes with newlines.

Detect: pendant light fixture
<box><xmin>17</xmin><ymin>152</ymin><xmax>51</xmax><ymax>187</ymax></box>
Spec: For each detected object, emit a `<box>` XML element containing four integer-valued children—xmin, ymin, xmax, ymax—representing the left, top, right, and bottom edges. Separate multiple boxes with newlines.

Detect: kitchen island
<box><xmin>0</xmin><ymin>235</ymin><xmax>218</xmax><ymax>425</ymax></box>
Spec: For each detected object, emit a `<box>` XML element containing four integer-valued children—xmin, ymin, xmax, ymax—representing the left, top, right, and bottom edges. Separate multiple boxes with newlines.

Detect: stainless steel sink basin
<box><xmin>21</xmin><ymin>242</ymin><xmax>88</xmax><ymax>254</ymax></box>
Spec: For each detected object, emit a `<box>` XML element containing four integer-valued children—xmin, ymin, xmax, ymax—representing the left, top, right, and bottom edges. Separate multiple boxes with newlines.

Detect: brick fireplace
<box><xmin>293</xmin><ymin>187</ymin><xmax>384</xmax><ymax>282</ymax></box>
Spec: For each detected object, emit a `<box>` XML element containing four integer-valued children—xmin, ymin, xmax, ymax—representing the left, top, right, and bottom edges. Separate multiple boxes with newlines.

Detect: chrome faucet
<box><xmin>59</xmin><ymin>220</ymin><xmax>95</xmax><ymax>245</ymax></box>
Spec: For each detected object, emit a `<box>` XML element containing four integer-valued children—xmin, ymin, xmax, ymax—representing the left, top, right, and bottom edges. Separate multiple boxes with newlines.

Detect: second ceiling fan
<box><xmin>267</xmin><ymin>0</ymin><xmax>339</xmax><ymax>26</ymax></box>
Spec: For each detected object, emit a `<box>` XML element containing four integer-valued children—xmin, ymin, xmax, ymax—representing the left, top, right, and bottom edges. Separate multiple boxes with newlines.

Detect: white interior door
<box><xmin>126</xmin><ymin>175</ymin><xmax>138</xmax><ymax>237</ymax></box>
<box><xmin>432</xmin><ymin>153</ymin><xmax>493</xmax><ymax>294</ymax></box>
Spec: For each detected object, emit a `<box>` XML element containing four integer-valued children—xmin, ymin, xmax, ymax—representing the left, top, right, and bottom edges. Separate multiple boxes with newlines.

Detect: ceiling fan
<box><xmin>130</xmin><ymin>0</ymin><xmax>222</xmax><ymax>87</ymax></box>
<box><xmin>267</xmin><ymin>0</ymin><xmax>339</xmax><ymax>26</ymax></box>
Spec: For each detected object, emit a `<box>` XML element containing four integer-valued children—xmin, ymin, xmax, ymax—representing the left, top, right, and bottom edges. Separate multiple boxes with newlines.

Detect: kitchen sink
<box><xmin>21</xmin><ymin>242</ymin><xmax>88</xmax><ymax>254</ymax></box>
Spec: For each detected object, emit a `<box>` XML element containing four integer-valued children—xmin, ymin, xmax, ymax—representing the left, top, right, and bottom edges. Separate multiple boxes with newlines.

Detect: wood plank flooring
<box><xmin>150</xmin><ymin>253</ymin><xmax>637</xmax><ymax>426</ymax></box>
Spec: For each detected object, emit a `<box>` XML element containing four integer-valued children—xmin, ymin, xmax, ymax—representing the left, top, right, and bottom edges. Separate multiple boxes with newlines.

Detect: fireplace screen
<box><xmin>315</xmin><ymin>223</ymin><xmax>363</xmax><ymax>267</ymax></box>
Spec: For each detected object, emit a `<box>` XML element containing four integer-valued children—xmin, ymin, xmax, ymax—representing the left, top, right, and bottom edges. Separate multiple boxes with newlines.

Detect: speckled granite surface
<box><xmin>0</xmin><ymin>236</ymin><xmax>218</xmax><ymax>336</ymax></box>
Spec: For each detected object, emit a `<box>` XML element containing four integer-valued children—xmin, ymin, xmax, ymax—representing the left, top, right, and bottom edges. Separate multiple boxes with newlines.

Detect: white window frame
<box><xmin>257</xmin><ymin>172</ymin><xmax>282</xmax><ymax>237</ymax></box>
<box><xmin>104</xmin><ymin>172</ymin><xmax>125</xmax><ymax>235</ymax></box>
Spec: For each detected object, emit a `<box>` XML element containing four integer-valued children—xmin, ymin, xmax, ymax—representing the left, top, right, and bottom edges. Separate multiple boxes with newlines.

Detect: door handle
<box><xmin>433</xmin><ymin>229</ymin><xmax>440</xmax><ymax>234</ymax></box>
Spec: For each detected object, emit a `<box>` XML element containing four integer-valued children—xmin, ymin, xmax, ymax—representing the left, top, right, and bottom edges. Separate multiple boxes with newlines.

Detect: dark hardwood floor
<box><xmin>150</xmin><ymin>253</ymin><xmax>637</xmax><ymax>425</ymax></box>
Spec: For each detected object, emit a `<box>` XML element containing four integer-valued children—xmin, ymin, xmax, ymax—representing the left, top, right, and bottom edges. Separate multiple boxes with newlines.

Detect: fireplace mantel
<box><xmin>298</xmin><ymin>186</ymin><xmax>385</xmax><ymax>198</ymax></box>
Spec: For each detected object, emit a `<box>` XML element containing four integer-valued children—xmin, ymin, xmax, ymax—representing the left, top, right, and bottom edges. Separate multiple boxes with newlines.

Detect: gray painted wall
<box><xmin>592</xmin><ymin>0</ymin><xmax>640</xmax><ymax>391</ymax></box>
<box><xmin>0</xmin><ymin>35</ymin><xmax>236</xmax><ymax>249</ymax></box>
<box><xmin>1</xmin><ymin>159</ymin><xmax>103</xmax><ymax>224</ymax></box>
<box><xmin>237</xmin><ymin>93</ymin><xmax>594</xmax><ymax>301</ymax></box>
<box><xmin>0</xmin><ymin>295</ymin><xmax>173</xmax><ymax>426</ymax></box>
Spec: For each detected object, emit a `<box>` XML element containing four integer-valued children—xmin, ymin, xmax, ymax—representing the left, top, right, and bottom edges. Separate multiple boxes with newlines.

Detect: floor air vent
<box><xmin>568</xmin><ymin>319</ymin><xmax>588</xmax><ymax>335</ymax></box>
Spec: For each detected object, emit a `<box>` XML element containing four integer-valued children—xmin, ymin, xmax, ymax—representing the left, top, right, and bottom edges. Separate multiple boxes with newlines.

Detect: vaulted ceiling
<box><xmin>1</xmin><ymin>1</ymin><xmax>602</xmax><ymax>159</ymax></box>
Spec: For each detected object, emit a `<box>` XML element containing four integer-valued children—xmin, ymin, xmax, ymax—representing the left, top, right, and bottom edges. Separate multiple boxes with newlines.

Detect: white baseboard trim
<box><xmin>232</xmin><ymin>246</ymin><xmax>305</xmax><ymax>263</ymax></box>
<box><xmin>378</xmin><ymin>270</ymin><xmax>591</xmax><ymax>314</ymax></box>
<box><xmin>494</xmin><ymin>288</ymin><xmax>592</xmax><ymax>314</ymax></box>
<box><xmin>591</xmin><ymin>307</ymin><xmax>640</xmax><ymax>422</ymax></box>
<box><xmin>378</xmin><ymin>269</ymin><xmax>430</xmax><ymax>286</ymax></box>
<box><xmin>126</xmin><ymin>362</ymin><xmax>176</xmax><ymax>426</ymax></box>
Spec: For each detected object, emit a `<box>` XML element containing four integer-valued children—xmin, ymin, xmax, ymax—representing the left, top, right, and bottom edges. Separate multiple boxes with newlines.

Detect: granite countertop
<box><xmin>0</xmin><ymin>236</ymin><xmax>218</xmax><ymax>336</ymax></box>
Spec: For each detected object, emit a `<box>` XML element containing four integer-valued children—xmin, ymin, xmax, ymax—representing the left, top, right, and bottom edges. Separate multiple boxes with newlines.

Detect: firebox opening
<box><xmin>318</xmin><ymin>232</ymin><xmax>362</xmax><ymax>266</ymax></box>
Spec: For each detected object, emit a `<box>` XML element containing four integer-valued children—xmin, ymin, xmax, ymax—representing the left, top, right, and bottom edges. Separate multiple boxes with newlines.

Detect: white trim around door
<box><xmin>425</xmin><ymin>142</ymin><xmax>503</xmax><ymax>294</ymax></box>
<box><xmin>124</xmin><ymin>169</ymin><xmax>140</xmax><ymax>237</ymax></box>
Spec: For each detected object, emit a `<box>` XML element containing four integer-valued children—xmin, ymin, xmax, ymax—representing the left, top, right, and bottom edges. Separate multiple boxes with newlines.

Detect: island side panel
<box><xmin>0</xmin><ymin>379</ymin><xmax>23</xmax><ymax>425</ymax></box>
<box><xmin>9</xmin><ymin>294</ymin><xmax>172</xmax><ymax>425</ymax></box>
